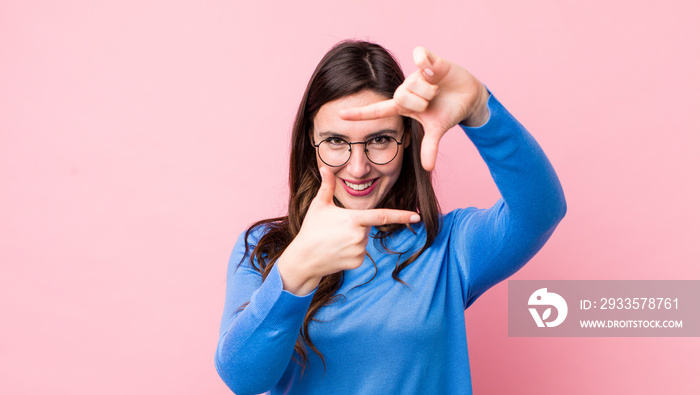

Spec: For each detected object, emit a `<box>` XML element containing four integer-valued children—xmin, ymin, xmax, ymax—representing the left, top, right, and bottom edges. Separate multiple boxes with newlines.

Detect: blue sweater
<box><xmin>216</xmin><ymin>94</ymin><xmax>566</xmax><ymax>394</ymax></box>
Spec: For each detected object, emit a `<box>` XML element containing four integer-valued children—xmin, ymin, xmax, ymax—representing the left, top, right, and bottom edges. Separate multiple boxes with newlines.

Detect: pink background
<box><xmin>2</xmin><ymin>1</ymin><xmax>698</xmax><ymax>394</ymax></box>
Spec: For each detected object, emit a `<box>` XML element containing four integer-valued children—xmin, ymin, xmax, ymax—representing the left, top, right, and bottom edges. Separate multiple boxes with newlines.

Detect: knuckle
<box><xmin>403</xmin><ymin>98</ymin><xmax>426</xmax><ymax>113</ymax></box>
<box><xmin>405</xmin><ymin>75</ymin><xmax>419</xmax><ymax>91</ymax></box>
<box><xmin>417</xmin><ymin>100</ymin><xmax>429</xmax><ymax>112</ymax></box>
<box><xmin>354</xmin><ymin>248</ymin><xmax>366</xmax><ymax>260</ymax></box>
<box><xmin>351</xmin><ymin>230</ymin><xmax>366</xmax><ymax>245</ymax></box>
<box><xmin>394</xmin><ymin>84</ymin><xmax>408</xmax><ymax>100</ymax></box>
<box><xmin>429</xmin><ymin>84</ymin><xmax>440</xmax><ymax>98</ymax></box>
<box><xmin>378</xmin><ymin>211</ymin><xmax>390</xmax><ymax>225</ymax></box>
<box><xmin>349</xmin><ymin>257</ymin><xmax>363</xmax><ymax>269</ymax></box>
<box><xmin>404</xmin><ymin>82</ymin><xmax>415</xmax><ymax>95</ymax></box>
<box><xmin>393</xmin><ymin>92</ymin><xmax>408</xmax><ymax>108</ymax></box>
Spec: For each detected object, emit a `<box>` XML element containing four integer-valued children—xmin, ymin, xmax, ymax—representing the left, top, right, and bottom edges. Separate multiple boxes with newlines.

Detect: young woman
<box><xmin>215</xmin><ymin>40</ymin><xmax>566</xmax><ymax>394</ymax></box>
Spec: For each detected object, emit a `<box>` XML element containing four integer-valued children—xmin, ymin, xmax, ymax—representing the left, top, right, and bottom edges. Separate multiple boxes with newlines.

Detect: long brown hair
<box><xmin>241</xmin><ymin>40</ymin><xmax>441</xmax><ymax>370</ymax></box>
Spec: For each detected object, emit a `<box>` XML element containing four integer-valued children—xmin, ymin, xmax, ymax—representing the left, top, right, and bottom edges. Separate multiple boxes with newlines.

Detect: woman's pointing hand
<box><xmin>277</xmin><ymin>167</ymin><xmax>420</xmax><ymax>295</ymax></box>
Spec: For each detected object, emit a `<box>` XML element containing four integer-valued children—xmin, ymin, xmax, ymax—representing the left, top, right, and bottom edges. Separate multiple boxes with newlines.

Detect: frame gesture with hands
<box><xmin>339</xmin><ymin>47</ymin><xmax>491</xmax><ymax>171</ymax></box>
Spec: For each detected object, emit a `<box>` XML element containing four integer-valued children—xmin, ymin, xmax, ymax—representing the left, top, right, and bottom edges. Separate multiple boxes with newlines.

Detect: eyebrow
<box><xmin>317</xmin><ymin>129</ymin><xmax>400</xmax><ymax>140</ymax></box>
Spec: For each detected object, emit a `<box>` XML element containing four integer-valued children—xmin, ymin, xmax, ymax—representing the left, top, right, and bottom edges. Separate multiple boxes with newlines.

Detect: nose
<box><xmin>346</xmin><ymin>143</ymin><xmax>371</xmax><ymax>178</ymax></box>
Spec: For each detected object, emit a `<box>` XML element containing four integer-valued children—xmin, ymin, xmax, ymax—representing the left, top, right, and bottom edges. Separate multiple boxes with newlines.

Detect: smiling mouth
<box><xmin>343</xmin><ymin>179</ymin><xmax>376</xmax><ymax>191</ymax></box>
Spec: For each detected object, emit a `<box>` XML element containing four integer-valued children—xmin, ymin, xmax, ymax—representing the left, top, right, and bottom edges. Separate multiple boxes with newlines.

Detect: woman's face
<box><xmin>312</xmin><ymin>90</ymin><xmax>407</xmax><ymax>210</ymax></box>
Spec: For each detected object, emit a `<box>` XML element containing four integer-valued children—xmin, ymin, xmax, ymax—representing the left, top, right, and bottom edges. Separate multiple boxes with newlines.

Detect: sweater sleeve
<box><xmin>215</xmin><ymin>228</ymin><xmax>317</xmax><ymax>395</ymax></box>
<box><xmin>450</xmin><ymin>93</ymin><xmax>567</xmax><ymax>309</ymax></box>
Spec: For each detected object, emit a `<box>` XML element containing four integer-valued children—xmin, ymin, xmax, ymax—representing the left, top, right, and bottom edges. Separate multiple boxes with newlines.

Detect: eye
<box><xmin>368</xmin><ymin>136</ymin><xmax>391</xmax><ymax>146</ymax></box>
<box><xmin>325</xmin><ymin>137</ymin><xmax>347</xmax><ymax>148</ymax></box>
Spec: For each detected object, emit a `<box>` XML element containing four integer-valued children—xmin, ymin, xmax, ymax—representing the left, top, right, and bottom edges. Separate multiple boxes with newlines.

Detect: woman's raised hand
<box><xmin>276</xmin><ymin>167</ymin><xmax>420</xmax><ymax>295</ymax></box>
<box><xmin>339</xmin><ymin>47</ymin><xmax>490</xmax><ymax>171</ymax></box>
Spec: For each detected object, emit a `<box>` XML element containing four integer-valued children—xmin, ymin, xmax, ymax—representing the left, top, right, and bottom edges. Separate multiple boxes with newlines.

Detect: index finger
<box><xmin>352</xmin><ymin>208</ymin><xmax>421</xmax><ymax>227</ymax></box>
<box><xmin>338</xmin><ymin>99</ymin><xmax>400</xmax><ymax>121</ymax></box>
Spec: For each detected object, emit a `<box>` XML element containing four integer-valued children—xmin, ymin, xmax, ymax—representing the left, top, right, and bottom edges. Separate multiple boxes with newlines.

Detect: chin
<box><xmin>336</xmin><ymin>197</ymin><xmax>378</xmax><ymax>211</ymax></box>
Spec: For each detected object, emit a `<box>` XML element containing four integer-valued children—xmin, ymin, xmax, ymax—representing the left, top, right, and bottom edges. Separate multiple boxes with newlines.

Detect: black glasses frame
<box><xmin>312</xmin><ymin>133</ymin><xmax>405</xmax><ymax>167</ymax></box>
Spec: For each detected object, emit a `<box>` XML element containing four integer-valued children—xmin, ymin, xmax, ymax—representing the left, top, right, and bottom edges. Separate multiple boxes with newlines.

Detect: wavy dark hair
<box><xmin>241</xmin><ymin>40</ymin><xmax>441</xmax><ymax>370</ymax></box>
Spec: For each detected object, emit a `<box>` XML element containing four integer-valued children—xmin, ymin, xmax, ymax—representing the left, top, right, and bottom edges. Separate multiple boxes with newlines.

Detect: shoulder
<box><xmin>441</xmin><ymin>207</ymin><xmax>483</xmax><ymax>230</ymax></box>
<box><xmin>229</xmin><ymin>222</ymin><xmax>275</xmax><ymax>271</ymax></box>
<box><xmin>234</xmin><ymin>223</ymin><xmax>268</xmax><ymax>250</ymax></box>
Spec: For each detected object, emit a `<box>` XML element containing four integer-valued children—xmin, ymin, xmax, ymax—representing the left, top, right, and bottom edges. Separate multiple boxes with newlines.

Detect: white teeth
<box><xmin>344</xmin><ymin>180</ymin><xmax>373</xmax><ymax>191</ymax></box>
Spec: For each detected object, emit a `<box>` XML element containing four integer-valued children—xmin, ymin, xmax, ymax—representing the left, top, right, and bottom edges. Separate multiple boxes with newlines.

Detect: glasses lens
<box><xmin>366</xmin><ymin>136</ymin><xmax>399</xmax><ymax>165</ymax></box>
<box><xmin>318</xmin><ymin>139</ymin><xmax>351</xmax><ymax>167</ymax></box>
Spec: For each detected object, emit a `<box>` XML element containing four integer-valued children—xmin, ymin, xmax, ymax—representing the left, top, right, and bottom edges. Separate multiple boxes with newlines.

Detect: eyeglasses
<box><xmin>312</xmin><ymin>134</ymin><xmax>405</xmax><ymax>167</ymax></box>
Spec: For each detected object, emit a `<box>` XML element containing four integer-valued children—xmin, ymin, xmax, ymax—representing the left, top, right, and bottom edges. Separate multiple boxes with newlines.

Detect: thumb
<box><xmin>413</xmin><ymin>46</ymin><xmax>450</xmax><ymax>84</ymax></box>
<box><xmin>314</xmin><ymin>166</ymin><xmax>336</xmax><ymax>205</ymax></box>
<box><xmin>420</xmin><ymin>131</ymin><xmax>441</xmax><ymax>171</ymax></box>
